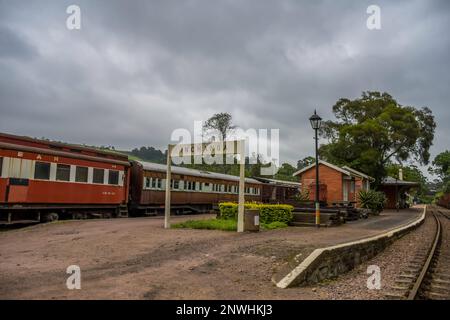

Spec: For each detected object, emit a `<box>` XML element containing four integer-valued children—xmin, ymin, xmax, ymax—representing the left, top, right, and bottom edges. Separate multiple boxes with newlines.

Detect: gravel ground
<box><xmin>0</xmin><ymin>207</ymin><xmax>423</xmax><ymax>299</ymax></box>
<box><xmin>310</xmin><ymin>209</ymin><xmax>436</xmax><ymax>299</ymax></box>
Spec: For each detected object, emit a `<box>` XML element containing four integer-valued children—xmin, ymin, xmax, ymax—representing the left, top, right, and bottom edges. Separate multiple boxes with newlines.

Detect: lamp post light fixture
<box><xmin>309</xmin><ymin>110</ymin><xmax>322</xmax><ymax>228</ymax></box>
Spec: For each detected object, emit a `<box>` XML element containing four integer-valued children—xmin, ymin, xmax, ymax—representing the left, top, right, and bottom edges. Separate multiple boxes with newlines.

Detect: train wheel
<box><xmin>42</xmin><ymin>212</ymin><xmax>59</xmax><ymax>222</ymax></box>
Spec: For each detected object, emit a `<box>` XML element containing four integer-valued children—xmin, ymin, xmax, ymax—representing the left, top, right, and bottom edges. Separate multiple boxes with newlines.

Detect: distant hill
<box><xmin>126</xmin><ymin>146</ymin><xmax>167</xmax><ymax>164</ymax></box>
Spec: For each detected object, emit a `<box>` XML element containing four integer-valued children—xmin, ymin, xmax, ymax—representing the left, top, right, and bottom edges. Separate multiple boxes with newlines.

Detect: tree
<box><xmin>203</xmin><ymin>113</ymin><xmax>236</xmax><ymax>141</ymax></box>
<box><xmin>273</xmin><ymin>163</ymin><xmax>297</xmax><ymax>182</ymax></box>
<box><xmin>429</xmin><ymin>150</ymin><xmax>450</xmax><ymax>193</ymax></box>
<box><xmin>297</xmin><ymin>156</ymin><xmax>315</xmax><ymax>170</ymax></box>
<box><xmin>319</xmin><ymin>91</ymin><xmax>436</xmax><ymax>186</ymax></box>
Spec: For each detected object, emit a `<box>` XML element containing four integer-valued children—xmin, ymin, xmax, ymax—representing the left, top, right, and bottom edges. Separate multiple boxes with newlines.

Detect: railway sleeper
<box><xmin>425</xmin><ymin>292</ymin><xmax>449</xmax><ymax>300</ymax></box>
<box><xmin>432</xmin><ymin>271</ymin><xmax>450</xmax><ymax>277</ymax></box>
<box><xmin>384</xmin><ymin>292</ymin><xmax>407</xmax><ymax>300</ymax></box>
<box><xmin>395</xmin><ymin>278</ymin><xmax>414</xmax><ymax>284</ymax></box>
<box><xmin>428</xmin><ymin>284</ymin><xmax>450</xmax><ymax>293</ymax></box>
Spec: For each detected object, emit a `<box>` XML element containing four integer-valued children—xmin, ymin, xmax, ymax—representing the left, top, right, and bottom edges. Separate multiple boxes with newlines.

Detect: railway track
<box><xmin>385</xmin><ymin>206</ymin><xmax>449</xmax><ymax>300</ymax></box>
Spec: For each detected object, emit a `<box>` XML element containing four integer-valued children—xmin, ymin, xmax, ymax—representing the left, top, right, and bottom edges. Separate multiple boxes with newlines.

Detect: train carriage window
<box><xmin>93</xmin><ymin>168</ymin><xmax>105</xmax><ymax>184</ymax></box>
<box><xmin>56</xmin><ymin>164</ymin><xmax>70</xmax><ymax>181</ymax></box>
<box><xmin>0</xmin><ymin>157</ymin><xmax>3</xmax><ymax>177</ymax></box>
<box><xmin>75</xmin><ymin>166</ymin><xmax>88</xmax><ymax>183</ymax></box>
<box><xmin>108</xmin><ymin>170</ymin><xmax>119</xmax><ymax>185</ymax></box>
<box><xmin>157</xmin><ymin>179</ymin><xmax>162</xmax><ymax>189</ymax></box>
<box><xmin>34</xmin><ymin>162</ymin><xmax>50</xmax><ymax>180</ymax></box>
<box><xmin>145</xmin><ymin>177</ymin><xmax>151</xmax><ymax>189</ymax></box>
<box><xmin>151</xmin><ymin>178</ymin><xmax>157</xmax><ymax>189</ymax></box>
<box><xmin>171</xmin><ymin>179</ymin><xmax>179</xmax><ymax>190</ymax></box>
<box><xmin>198</xmin><ymin>182</ymin><xmax>202</xmax><ymax>191</ymax></box>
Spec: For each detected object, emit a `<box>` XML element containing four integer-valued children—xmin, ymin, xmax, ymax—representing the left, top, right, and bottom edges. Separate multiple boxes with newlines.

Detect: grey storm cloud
<box><xmin>0</xmin><ymin>0</ymin><xmax>449</xmax><ymax>175</ymax></box>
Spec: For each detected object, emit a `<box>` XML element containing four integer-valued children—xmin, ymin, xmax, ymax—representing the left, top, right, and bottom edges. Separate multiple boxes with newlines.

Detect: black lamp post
<box><xmin>309</xmin><ymin>110</ymin><xmax>322</xmax><ymax>228</ymax></box>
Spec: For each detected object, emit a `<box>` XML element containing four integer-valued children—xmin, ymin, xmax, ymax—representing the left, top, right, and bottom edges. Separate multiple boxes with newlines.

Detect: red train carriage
<box><xmin>129</xmin><ymin>160</ymin><xmax>263</xmax><ymax>215</ymax></box>
<box><xmin>0</xmin><ymin>132</ymin><xmax>130</xmax><ymax>223</ymax></box>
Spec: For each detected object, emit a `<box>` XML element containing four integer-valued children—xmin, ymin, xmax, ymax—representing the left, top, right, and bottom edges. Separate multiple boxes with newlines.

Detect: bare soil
<box><xmin>0</xmin><ymin>208</ymin><xmax>422</xmax><ymax>299</ymax></box>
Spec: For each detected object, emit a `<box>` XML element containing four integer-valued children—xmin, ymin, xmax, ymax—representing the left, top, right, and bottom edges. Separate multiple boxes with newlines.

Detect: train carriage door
<box><xmin>6</xmin><ymin>158</ymin><xmax>31</xmax><ymax>203</ymax></box>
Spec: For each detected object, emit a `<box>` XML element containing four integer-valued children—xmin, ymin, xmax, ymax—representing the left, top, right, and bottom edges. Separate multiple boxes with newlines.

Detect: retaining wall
<box><xmin>275</xmin><ymin>206</ymin><xmax>427</xmax><ymax>288</ymax></box>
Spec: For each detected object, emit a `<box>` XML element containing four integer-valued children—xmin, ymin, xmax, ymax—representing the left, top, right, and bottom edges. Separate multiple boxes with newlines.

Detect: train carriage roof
<box><xmin>136</xmin><ymin>160</ymin><xmax>262</xmax><ymax>184</ymax></box>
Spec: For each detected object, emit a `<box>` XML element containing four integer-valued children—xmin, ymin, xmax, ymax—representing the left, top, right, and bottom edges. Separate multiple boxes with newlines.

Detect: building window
<box><xmin>93</xmin><ymin>168</ymin><xmax>105</xmax><ymax>184</ymax></box>
<box><xmin>34</xmin><ymin>162</ymin><xmax>50</xmax><ymax>180</ymax></box>
<box><xmin>108</xmin><ymin>170</ymin><xmax>119</xmax><ymax>185</ymax></box>
<box><xmin>56</xmin><ymin>164</ymin><xmax>70</xmax><ymax>181</ymax></box>
<box><xmin>75</xmin><ymin>166</ymin><xmax>88</xmax><ymax>183</ymax></box>
<box><xmin>351</xmin><ymin>180</ymin><xmax>355</xmax><ymax>193</ymax></box>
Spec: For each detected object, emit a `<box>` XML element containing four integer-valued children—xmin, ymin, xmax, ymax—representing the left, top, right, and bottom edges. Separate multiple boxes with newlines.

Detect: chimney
<box><xmin>399</xmin><ymin>168</ymin><xmax>403</xmax><ymax>181</ymax></box>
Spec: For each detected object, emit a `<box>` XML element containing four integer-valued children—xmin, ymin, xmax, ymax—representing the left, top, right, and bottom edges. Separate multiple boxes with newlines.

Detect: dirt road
<box><xmin>0</xmin><ymin>208</ymin><xmax>422</xmax><ymax>299</ymax></box>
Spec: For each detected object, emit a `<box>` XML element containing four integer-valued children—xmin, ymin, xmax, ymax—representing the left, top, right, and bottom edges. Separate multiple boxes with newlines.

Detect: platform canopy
<box><xmin>381</xmin><ymin>176</ymin><xmax>420</xmax><ymax>187</ymax></box>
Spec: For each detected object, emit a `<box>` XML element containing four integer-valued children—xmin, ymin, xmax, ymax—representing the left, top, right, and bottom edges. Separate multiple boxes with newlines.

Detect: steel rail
<box><xmin>407</xmin><ymin>209</ymin><xmax>441</xmax><ymax>300</ymax></box>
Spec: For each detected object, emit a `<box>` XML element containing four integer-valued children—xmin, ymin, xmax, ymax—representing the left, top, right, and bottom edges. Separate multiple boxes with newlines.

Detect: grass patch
<box><xmin>172</xmin><ymin>219</ymin><xmax>289</xmax><ymax>231</ymax></box>
<box><xmin>261</xmin><ymin>221</ymin><xmax>288</xmax><ymax>230</ymax></box>
<box><xmin>172</xmin><ymin>219</ymin><xmax>237</xmax><ymax>231</ymax></box>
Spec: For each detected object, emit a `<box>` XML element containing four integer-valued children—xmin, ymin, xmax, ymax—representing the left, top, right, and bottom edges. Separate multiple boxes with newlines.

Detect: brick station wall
<box><xmin>300</xmin><ymin>164</ymin><xmax>343</xmax><ymax>205</ymax></box>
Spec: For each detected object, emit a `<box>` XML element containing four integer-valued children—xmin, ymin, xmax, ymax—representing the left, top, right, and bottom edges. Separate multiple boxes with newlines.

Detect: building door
<box><xmin>343</xmin><ymin>180</ymin><xmax>349</xmax><ymax>202</ymax></box>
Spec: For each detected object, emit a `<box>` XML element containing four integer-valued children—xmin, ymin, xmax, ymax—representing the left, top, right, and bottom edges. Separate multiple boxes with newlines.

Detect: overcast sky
<box><xmin>1</xmin><ymin>0</ymin><xmax>449</xmax><ymax>177</ymax></box>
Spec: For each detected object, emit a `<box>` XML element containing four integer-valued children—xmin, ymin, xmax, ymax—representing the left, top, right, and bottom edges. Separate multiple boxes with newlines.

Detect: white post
<box><xmin>237</xmin><ymin>140</ymin><xmax>245</xmax><ymax>232</ymax></box>
<box><xmin>164</xmin><ymin>144</ymin><xmax>172</xmax><ymax>229</ymax></box>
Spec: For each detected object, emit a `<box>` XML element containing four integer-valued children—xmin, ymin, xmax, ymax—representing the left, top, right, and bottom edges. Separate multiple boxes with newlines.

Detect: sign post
<box><xmin>164</xmin><ymin>140</ymin><xmax>246</xmax><ymax>232</ymax></box>
<box><xmin>164</xmin><ymin>144</ymin><xmax>173</xmax><ymax>229</ymax></box>
<box><xmin>237</xmin><ymin>140</ymin><xmax>245</xmax><ymax>232</ymax></box>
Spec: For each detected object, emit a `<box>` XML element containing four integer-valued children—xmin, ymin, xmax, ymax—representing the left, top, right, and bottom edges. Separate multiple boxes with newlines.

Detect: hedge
<box><xmin>218</xmin><ymin>202</ymin><xmax>294</xmax><ymax>224</ymax></box>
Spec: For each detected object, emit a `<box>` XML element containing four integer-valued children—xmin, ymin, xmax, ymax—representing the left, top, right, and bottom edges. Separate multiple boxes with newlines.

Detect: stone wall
<box><xmin>275</xmin><ymin>207</ymin><xmax>426</xmax><ymax>288</ymax></box>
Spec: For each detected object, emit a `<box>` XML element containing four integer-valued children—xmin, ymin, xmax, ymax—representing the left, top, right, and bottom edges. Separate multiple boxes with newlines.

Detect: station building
<box><xmin>293</xmin><ymin>160</ymin><xmax>419</xmax><ymax>209</ymax></box>
<box><xmin>379</xmin><ymin>176</ymin><xmax>419</xmax><ymax>209</ymax></box>
<box><xmin>292</xmin><ymin>160</ymin><xmax>373</xmax><ymax>206</ymax></box>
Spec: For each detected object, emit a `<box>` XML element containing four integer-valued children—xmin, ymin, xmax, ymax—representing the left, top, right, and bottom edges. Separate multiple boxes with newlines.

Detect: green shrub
<box><xmin>218</xmin><ymin>202</ymin><xmax>294</xmax><ymax>224</ymax></box>
<box><xmin>358</xmin><ymin>190</ymin><xmax>386</xmax><ymax>213</ymax></box>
